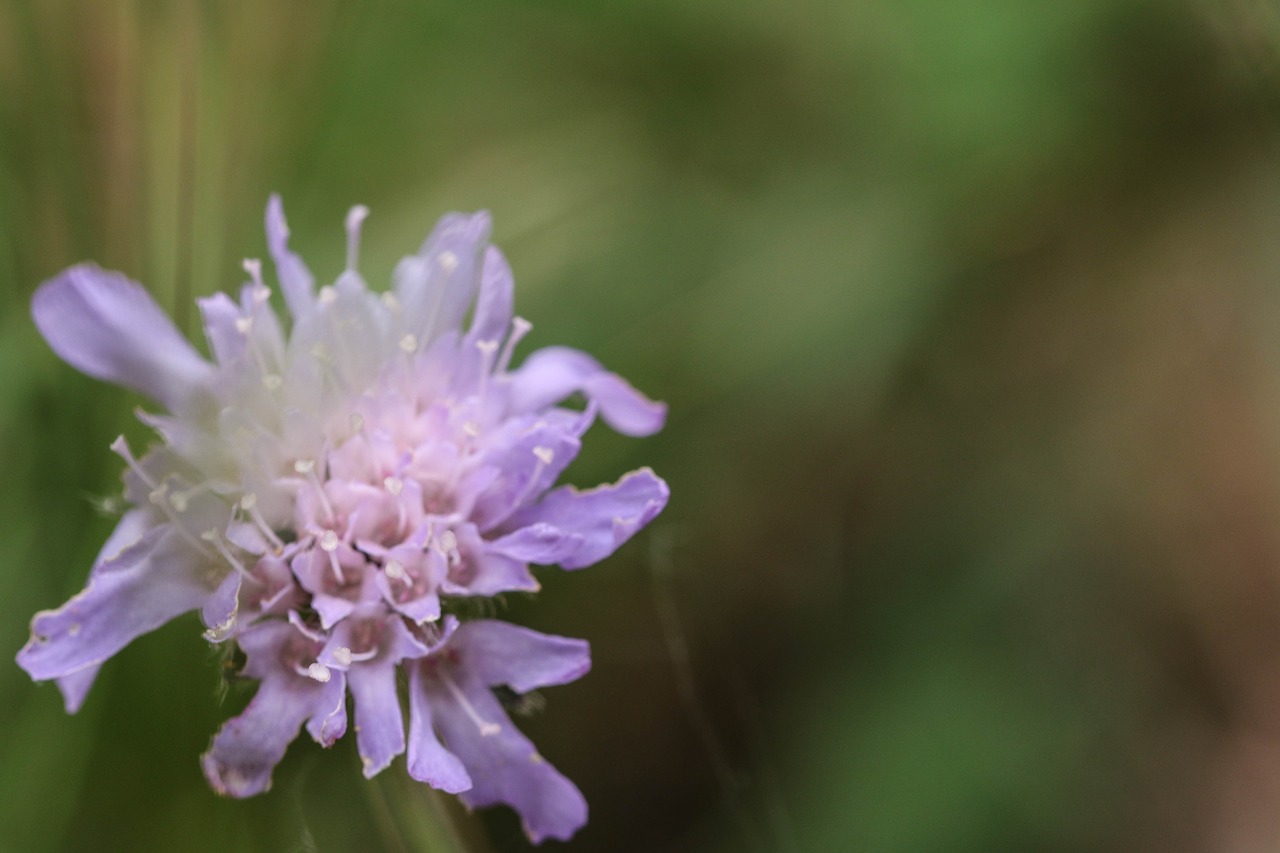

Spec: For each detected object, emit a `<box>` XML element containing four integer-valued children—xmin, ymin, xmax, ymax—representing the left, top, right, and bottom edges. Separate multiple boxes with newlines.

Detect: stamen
<box><xmin>437</xmin><ymin>529</ymin><xmax>460</xmax><ymax>566</ymax></box>
<box><xmin>494</xmin><ymin>317</ymin><xmax>533</xmax><ymax>375</ymax></box>
<box><xmin>442</xmin><ymin>672</ymin><xmax>500</xmax><ymax>737</ymax></box>
<box><xmin>243</xmin><ymin>259</ymin><xmax>273</xmax><ymax>304</ymax></box>
<box><xmin>168</xmin><ymin>480</ymin><xmax>213</xmax><ymax>513</ymax></box>
<box><xmin>333</xmin><ymin>645</ymin><xmax>377</xmax><ymax>666</ymax></box>
<box><xmin>318</xmin><ymin>285</ymin><xmax>338</xmax><ymax>306</ymax></box>
<box><xmin>462</xmin><ymin>421</ymin><xmax>480</xmax><ymax>438</ymax></box>
<box><xmin>243</xmin><ymin>258</ymin><xmax>264</xmax><ymax>291</ymax></box>
<box><xmin>384</xmin><ymin>559</ymin><xmax>407</xmax><ymax>581</ymax></box>
<box><xmin>201</xmin><ymin>529</ymin><xmax>255</xmax><ymax>581</ymax></box>
<box><xmin>345</xmin><ymin>204</ymin><xmax>370</xmax><ymax>272</ymax></box>
<box><xmin>234</xmin><ymin>315</ymin><xmax>254</xmax><ymax>335</ymax></box>
<box><xmin>110</xmin><ymin>435</ymin><xmax>158</xmax><ymax>491</ymax></box>
<box><xmin>512</xmin><ymin>446</ymin><xmax>554</xmax><ymax>509</ymax></box>
<box><xmin>383</xmin><ymin>476</ymin><xmax>403</xmax><ymax>496</ymax></box>
<box><xmin>475</xmin><ymin>339</ymin><xmax>499</xmax><ymax>398</ymax></box>
<box><xmin>261</xmin><ymin>373</ymin><xmax>283</xmax><ymax>391</ymax></box>
<box><xmin>240</xmin><ymin>493</ymin><xmax>286</xmax><ymax>552</ymax></box>
<box><xmin>138</xmin><ymin>479</ymin><xmax>213</xmax><ymax>556</ymax></box>
<box><xmin>314</xmin><ymin>528</ymin><xmax>345</xmax><ymax>584</ymax></box>
<box><xmin>380</xmin><ymin>291</ymin><xmax>401</xmax><ymax>312</ymax></box>
<box><xmin>299</xmin><ymin>661</ymin><xmax>331</xmax><ymax>683</ymax></box>
<box><xmin>295</xmin><ymin>459</ymin><xmax>335</xmax><ymax>522</ymax></box>
<box><xmin>399</xmin><ymin>333</ymin><xmax>418</xmax><ymax>354</ymax></box>
<box><xmin>438</xmin><ymin>250</ymin><xmax>459</xmax><ymax>273</ymax></box>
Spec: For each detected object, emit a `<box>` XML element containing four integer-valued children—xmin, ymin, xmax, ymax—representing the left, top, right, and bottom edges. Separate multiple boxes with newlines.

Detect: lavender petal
<box><xmin>265</xmin><ymin>194</ymin><xmax>316</xmax><ymax>319</ymax></box>
<box><xmin>454</xmin><ymin>620</ymin><xmax>590</xmax><ymax>693</ymax></box>
<box><xmin>32</xmin><ymin>264</ymin><xmax>213</xmax><ymax>410</ymax></box>
<box><xmin>17</xmin><ymin>525</ymin><xmax>213</xmax><ymax>682</ymax></box>
<box><xmin>347</xmin><ymin>662</ymin><xmax>406</xmax><ymax>778</ymax></box>
<box><xmin>430</xmin><ymin>671</ymin><xmax>587</xmax><ymax>844</ymax></box>
<box><xmin>503</xmin><ymin>468</ymin><xmax>669</xmax><ymax>569</ymax></box>
<box><xmin>507</xmin><ymin>346</ymin><xmax>666</xmax><ymax>437</ymax></box>
<box><xmin>406</xmin><ymin>662</ymin><xmax>472</xmax><ymax>793</ymax></box>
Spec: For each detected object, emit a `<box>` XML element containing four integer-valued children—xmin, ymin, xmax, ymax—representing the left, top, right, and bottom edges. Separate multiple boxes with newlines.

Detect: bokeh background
<box><xmin>2</xmin><ymin>1</ymin><xmax>1280</xmax><ymax>851</ymax></box>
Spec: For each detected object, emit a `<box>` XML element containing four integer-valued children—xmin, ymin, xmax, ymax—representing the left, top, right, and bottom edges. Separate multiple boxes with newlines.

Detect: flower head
<box><xmin>17</xmin><ymin>195</ymin><xmax>668</xmax><ymax>843</ymax></box>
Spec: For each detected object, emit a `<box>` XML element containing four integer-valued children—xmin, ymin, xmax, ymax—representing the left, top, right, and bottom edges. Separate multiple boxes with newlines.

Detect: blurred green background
<box><xmin>2</xmin><ymin>1</ymin><xmax>1280</xmax><ymax>850</ymax></box>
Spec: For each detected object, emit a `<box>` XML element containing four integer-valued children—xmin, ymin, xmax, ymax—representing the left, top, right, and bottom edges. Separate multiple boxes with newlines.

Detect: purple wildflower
<box><xmin>17</xmin><ymin>196</ymin><xmax>668</xmax><ymax>842</ymax></box>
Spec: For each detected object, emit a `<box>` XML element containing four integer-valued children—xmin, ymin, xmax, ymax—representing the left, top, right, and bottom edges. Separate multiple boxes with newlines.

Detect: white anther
<box><xmin>380</xmin><ymin>291</ymin><xmax>401</xmax><ymax>311</ymax></box>
<box><xmin>333</xmin><ymin>646</ymin><xmax>353</xmax><ymax>666</ymax></box>
<box><xmin>310</xmin><ymin>342</ymin><xmax>332</xmax><ymax>363</ymax></box>
<box><xmin>169</xmin><ymin>490</ymin><xmax>190</xmax><ymax>512</ymax></box>
<box><xmin>262</xmin><ymin>373</ymin><xmax>283</xmax><ymax>390</ymax></box>
<box><xmin>439</xmin><ymin>530</ymin><xmax>458</xmax><ymax>552</ymax></box>
<box><xmin>475</xmin><ymin>339</ymin><xmax>499</xmax><ymax>356</ymax></box>
<box><xmin>384</xmin><ymin>559</ymin><xmax>406</xmax><ymax>580</ymax></box>
<box><xmin>307</xmin><ymin>662</ymin><xmax>331</xmax><ymax>683</ymax></box>
<box><xmin>200</xmin><ymin>529</ymin><xmax>219</xmax><ymax>543</ymax></box>
<box><xmin>533</xmin><ymin>446</ymin><xmax>554</xmax><ymax>466</ymax></box>
<box><xmin>243</xmin><ymin>258</ymin><xmax>263</xmax><ymax>288</ymax></box>
<box><xmin>252</xmin><ymin>285</ymin><xmax>271</xmax><ymax>304</ymax></box>
<box><xmin>318</xmin><ymin>285</ymin><xmax>338</xmax><ymax>305</ymax></box>
<box><xmin>240</xmin><ymin>493</ymin><xmax>257</xmax><ymax>511</ymax></box>
<box><xmin>383</xmin><ymin>476</ymin><xmax>403</xmax><ymax>496</ymax></box>
<box><xmin>438</xmin><ymin>250</ymin><xmax>459</xmax><ymax>273</ymax></box>
<box><xmin>234</xmin><ymin>315</ymin><xmax>254</xmax><ymax>335</ymax></box>
<box><xmin>462</xmin><ymin>421</ymin><xmax>480</xmax><ymax>437</ymax></box>
<box><xmin>399</xmin><ymin>333</ymin><xmax>418</xmax><ymax>353</ymax></box>
<box><xmin>319</xmin><ymin>530</ymin><xmax>340</xmax><ymax>552</ymax></box>
<box><xmin>495</xmin><ymin>316</ymin><xmax>533</xmax><ymax>374</ymax></box>
<box><xmin>345</xmin><ymin>204</ymin><xmax>370</xmax><ymax>272</ymax></box>
<box><xmin>294</xmin><ymin>459</ymin><xmax>316</xmax><ymax>475</ymax></box>
<box><xmin>148</xmin><ymin>486</ymin><xmax>168</xmax><ymax>506</ymax></box>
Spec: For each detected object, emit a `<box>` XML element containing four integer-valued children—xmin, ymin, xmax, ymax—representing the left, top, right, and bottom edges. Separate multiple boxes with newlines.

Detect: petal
<box><xmin>305</xmin><ymin>680</ymin><xmax>349</xmax><ymax>747</ymax></box>
<box><xmin>32</xmin><ymin>264</ymin><xmax>212</xmax><ymax>410</ymax></box>
<box><xmin>55</xmin><ymin>665</ymin><xmax>102</xmax><ymax>714</ymax></box>
<box><xmin>464</xmin><ymin>246</ymin><xmax>514</xmax><ymax>346</ymax></box>
<box><xmin>201</xmin><ymin>668</ymin><xmax>346</xmax><ymax>797</ymax></box>
<box><xmin>469</xmin><ymin>417</ymin><xmax>582</xmax><ymax>532</ymax></box>
<box><xmin>16</xmin><ymin>525</ymin><xmax>214</xmax><ymax>682</ymax></box>
<box><xmin>197</xmin><ymin>291</ymin><xmax>245</xmax><ymax>366</ymax></box>
<box><xmin>429</xmin><ymin>671</ymin><xmax>587</xmax><ymax>843</ymax></box>
<box><xmin>265</xmin><ymin>194</ymin><xmax>315</xmax><ymax>319</ymax></box>
<box><xmin>486</xmin><ymin>523</ymin><xmax>585</xmax><ymax>566</ymax></box>
<box><xmin>348</xmin><ymin>663</ymin><xmax>405</xmax><ymax>778</ymax></box>
<box><xmin>503</xmin><ymin>468</ymin><xmax>669</xmax><ymax>570</ymax></box>
<box><xmin>406</xmin><ymin>662</ymin><xmax>472</xmax><ymax>793</ymax></box>
<box><xmin>454</xmin><ymin>620</ymin><xmax>590</xmax><ymax>693</ymax></box>
<box><xmin>443</xmin><ymin>525</ymin><xmax>539</xmax><ymax>596</ymax></box>
<box><xmin>201</xmin><ymin>572</ymin><xmax>242</xmax><ymax>642</ymax></box>
<box><xmin>507</xmin><ymin>346</ymin><xmax>666</xmax><ymax>437</ymax></box>
<box><xmin>94</xmin><ymin>507</ymin><xmax>154</xmax><ymax>567</ymax></box>
<box><xmin>394</xmin><ymin>212</ymin><xmax>491</xmax><ymax>344</ymax></box>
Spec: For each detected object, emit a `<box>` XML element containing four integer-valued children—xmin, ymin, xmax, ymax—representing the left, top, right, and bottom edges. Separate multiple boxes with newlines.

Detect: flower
<box><xmin>17</xmin><ymin>195</ymin><xmax>668</xmax><ymax>843</ymax></box>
